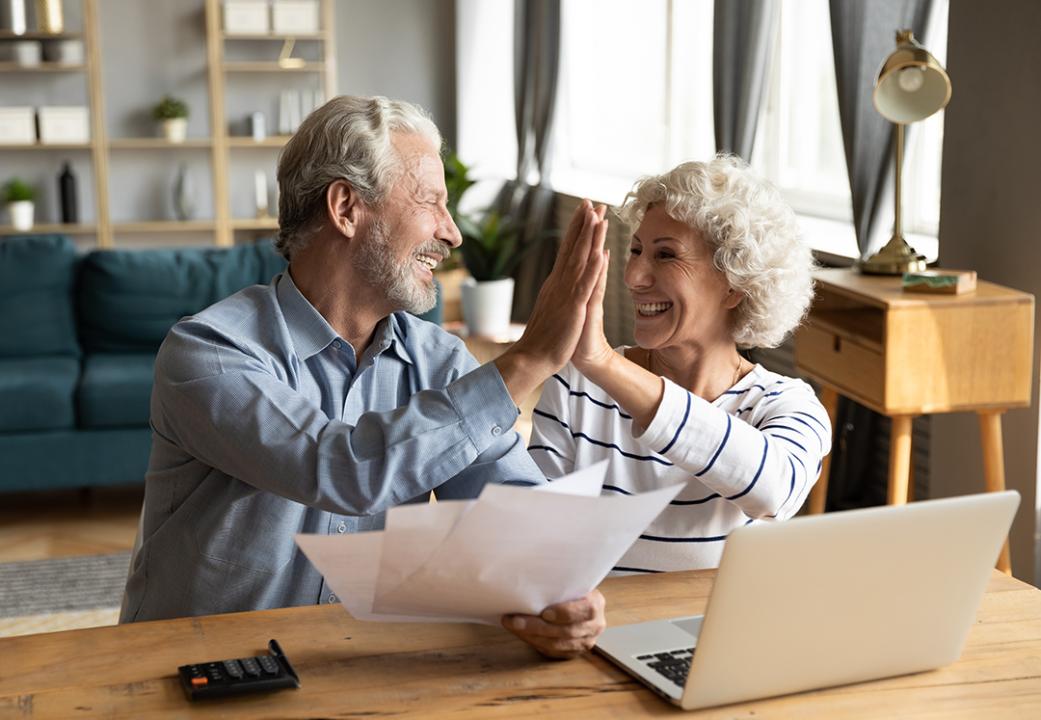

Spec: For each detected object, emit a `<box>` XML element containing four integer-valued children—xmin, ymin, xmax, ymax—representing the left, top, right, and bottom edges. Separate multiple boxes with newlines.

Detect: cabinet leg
<box><xmin>979</xmin><ymin>411</ymin><xmax>1012</xmax><ymax>574</ymax></box>
<box><xmin>887</xmin><ymin>416</ymin><xmax>914</xmax><ymax>506</ymax></box>
<box><xmin>807</xmin><ymin>386</ymin><xmax>839</xmax><ymax>515</ymax></box>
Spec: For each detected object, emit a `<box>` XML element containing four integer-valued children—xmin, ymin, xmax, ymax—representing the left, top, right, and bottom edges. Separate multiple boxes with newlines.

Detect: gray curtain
<box><xmin>498</xmin><ymin>0</ymin><xmax>561</xmax><ymax>322</ymax></box>
<box><xmin>830</xmin><ymin>0</ymin><xmax>935</xmax><ymax>257</ymax></box>
<box><xmin>824</xmin><ymin>0</ymin><xmax>935</xmax><ymax>512</ymax></box>
<box><xmin>713</xmin><ymin>0</ymin><xmax>779</xmax><ymax>160</ymax></box>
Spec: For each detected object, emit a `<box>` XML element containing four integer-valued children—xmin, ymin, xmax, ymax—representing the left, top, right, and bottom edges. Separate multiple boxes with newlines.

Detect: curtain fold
<box><xmin>824</xmin><ymin>0</ymin><xmax>935</xmax><ymax>512</ymax></box>
<box><xmin>829</xmin><ymin>0</ymin><xmax>934</xmax><ymax>258</ymax></box>
<box><xmin>712</xmin><ymin>0</ymin><xmax>779</xmax><ymax>160</ymax></box>
<box><xmin>498</xmin><ymin>0</ymin><xmax>561</xmax><ymax>322</ymax></box>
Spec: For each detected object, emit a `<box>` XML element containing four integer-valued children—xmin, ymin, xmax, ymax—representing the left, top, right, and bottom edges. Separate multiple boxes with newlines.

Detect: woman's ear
<box><xmin>326</xmin><ymin>179</ymin><xmax>365</xmax><ymax>239</ymax></box>
<box><xmin>725</xmin><ymin>288</ymin><xmax>745</xmax><ymax>310</ymax></box>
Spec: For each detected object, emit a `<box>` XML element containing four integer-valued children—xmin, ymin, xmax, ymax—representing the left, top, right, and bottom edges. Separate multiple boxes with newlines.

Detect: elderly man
<box><xmin>120</xmin><ymin>96</ymin><xmax>609</xmax><ymax>658</ymax></box>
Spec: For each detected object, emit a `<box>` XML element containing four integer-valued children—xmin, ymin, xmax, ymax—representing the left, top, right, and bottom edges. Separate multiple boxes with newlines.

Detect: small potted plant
<box><xmin>457</xmin><ymin>210</ymin><xmax>530</xmax><ymax>337</ymax></box>
<box><xmin>3</xmin><ymin>178</ymin><xmax>36</xmax><ymax>231</ymax></box>
<box><xmin>153</xmin><ymin>95</ymin><xmax>189</xmax><ymax>143</ymax></box>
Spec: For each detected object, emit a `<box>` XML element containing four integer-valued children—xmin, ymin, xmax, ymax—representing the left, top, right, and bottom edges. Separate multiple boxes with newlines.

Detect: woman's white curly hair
<box><xmin>617</xmin><ymin>154</ymin><xmax>815</xmax><ymax>348</ymax></box>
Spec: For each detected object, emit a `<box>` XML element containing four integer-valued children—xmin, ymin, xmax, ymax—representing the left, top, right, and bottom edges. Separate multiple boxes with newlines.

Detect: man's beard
<box><xmin>357</xmin><ymin>219</ymin><xmax>439</xmax><ymax>315</ymax></box>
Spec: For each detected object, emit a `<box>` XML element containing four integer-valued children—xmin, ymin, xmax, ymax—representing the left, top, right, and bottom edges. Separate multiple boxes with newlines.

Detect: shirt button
<box><xmin>328</xmin><ymin>594</ymin><xmax>337</xmax><ymax>603</ymax></box>
<box><xmin>332</xmin><ymin>340</ymin><xmax>341</xmax><ymax>349</ymax></box>
<box><xmin>337</xmin><ymin>522</ymin><xmax>347</xmax><ymax>533</ymax></box>
<box><xmin>491</xmin><ymin>425</ymin><xmax>502</xmax><ymax>436</ymax></box>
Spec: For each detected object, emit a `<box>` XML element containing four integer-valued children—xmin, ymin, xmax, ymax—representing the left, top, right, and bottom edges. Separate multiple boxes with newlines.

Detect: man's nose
<box><xmin>442</xmin><ymin>213</ymin><xmax>463</xmax><ymax>249</ymax></box>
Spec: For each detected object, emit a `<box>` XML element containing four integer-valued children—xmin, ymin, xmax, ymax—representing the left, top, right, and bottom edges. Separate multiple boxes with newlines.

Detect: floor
<box><xmin>0</xmin><ymin>486</ymin><xmax>143</xmax><ymax>564</ymax></box>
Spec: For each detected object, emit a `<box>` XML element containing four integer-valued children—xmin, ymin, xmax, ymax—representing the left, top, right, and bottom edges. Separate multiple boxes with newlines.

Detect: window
<box><xmin>547</xmin><ymin>0</ymin><xmax>949</xmax><ymax>260</ymax></box>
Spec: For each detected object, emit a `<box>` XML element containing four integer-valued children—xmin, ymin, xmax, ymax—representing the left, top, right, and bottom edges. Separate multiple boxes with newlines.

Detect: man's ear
<box><xmin>724</xmin><ymin>288</ymin><xmax>745</xmax><ymax>310</ymax></box>
<box><xmin>326</xmin><ymin>179</ymin><xmax>365</xmax><ymax>239</ymax></box>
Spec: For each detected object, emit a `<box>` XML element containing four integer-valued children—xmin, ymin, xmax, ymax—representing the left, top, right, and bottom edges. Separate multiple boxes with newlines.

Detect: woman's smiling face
<box><xmin>624</xmin><ymin>204</ymin><xmax>740</xmax><ymax>352</ymax></box>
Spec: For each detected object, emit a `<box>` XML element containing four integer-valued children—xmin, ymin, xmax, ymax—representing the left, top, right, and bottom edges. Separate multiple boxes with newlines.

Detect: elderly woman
<box><xmin>528</xmin><ymin>154</ymin><xmax>830</xmax><ymax>573</ymax></box>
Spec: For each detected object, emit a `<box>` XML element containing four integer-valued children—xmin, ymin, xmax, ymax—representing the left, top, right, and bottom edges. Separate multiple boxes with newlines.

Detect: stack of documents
<box><xmin>296</xmin><ymin>461</ymin><xmax>682</xmax><ymax>624</ymax></box>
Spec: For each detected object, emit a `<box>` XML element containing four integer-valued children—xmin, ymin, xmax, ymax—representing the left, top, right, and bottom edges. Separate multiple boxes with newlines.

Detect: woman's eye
<box><xmin>656</xmin><ymin>251</ymin><xmax>674</xmax><ymax>260</ymax></box>
<box><xmin>629</xmin><ymin>247</ymin><xmax>641</xmax><ymax>256</ymax></box>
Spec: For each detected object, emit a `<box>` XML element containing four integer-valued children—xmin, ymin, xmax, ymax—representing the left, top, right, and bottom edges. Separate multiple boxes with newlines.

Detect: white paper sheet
<box><xmin>296</xmin><ymin>460</ymin><xmax>683</xmax><ymax>624</ymax></box>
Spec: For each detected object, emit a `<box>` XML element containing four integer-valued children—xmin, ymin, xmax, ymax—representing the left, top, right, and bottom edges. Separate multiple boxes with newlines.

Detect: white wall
<box><xmin>931</xmin><ymin>0</ymin><xmax>1041</xmax><ymax>584</ymax></box>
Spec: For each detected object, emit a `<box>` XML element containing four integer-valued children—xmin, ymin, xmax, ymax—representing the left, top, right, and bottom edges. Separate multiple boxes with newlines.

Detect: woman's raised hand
<box><xmin>572</xmin><ymin>205</ymin><xmax>614</xmax><ymax>374</ymax></box>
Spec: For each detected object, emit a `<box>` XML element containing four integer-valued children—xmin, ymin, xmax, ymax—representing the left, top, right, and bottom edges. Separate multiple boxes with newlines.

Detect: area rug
<box><xmin>0</xmin><ymin>551</ymin><xmax>130</xmax><ymax>638</ymax></box>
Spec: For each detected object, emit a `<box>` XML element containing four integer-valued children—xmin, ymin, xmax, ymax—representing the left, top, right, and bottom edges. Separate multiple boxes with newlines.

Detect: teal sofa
<box><xmin>0</xmin><ymin>235</ymin><xmax>441</xmax><ymax>494</ymax></box>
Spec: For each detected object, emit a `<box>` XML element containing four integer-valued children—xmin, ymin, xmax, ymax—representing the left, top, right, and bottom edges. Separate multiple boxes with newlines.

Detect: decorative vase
<box><xmin>58</xmin><ymin>161</ymin><xmax>77</xmax><ymax>223</ymax></box>
<box><xmin>461</xmin><ymin>277</ymin><xmax>515</xmax><ymax>337</ymax></box>
<box><xmin>172</xmin><ymin>164</ymin><xmax>196</xmax><ymax>221</ymax></box>
<box><xmin>9</xmin><ymin>200</ymin><xmax>34</xmax><ymax>231</ymax></box>
<box><xmin>160</xmin><ymin>117</ymin><xmax>187</xmax><ymax>143</ymax></box>
<box><xmin>34</xmin><ymin>0</ymin><xmax>63</xmax><ymax>33</ymax></box>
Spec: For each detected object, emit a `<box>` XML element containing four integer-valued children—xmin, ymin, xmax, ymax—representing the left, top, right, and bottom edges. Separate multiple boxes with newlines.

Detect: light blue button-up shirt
<box><xmin>120</xmin><ymin>272</ymin><xmax>544</xmax><ymax>622</ymax></box>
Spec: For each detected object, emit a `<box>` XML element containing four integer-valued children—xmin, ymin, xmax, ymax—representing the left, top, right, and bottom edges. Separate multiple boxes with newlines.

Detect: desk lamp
<box><xmin>859</xmin><ymin>29</ymin><xmax>952</xmax><ymax>275</ymax></box>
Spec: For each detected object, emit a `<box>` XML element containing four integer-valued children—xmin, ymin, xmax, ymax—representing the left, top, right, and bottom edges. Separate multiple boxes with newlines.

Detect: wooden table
<box><xmin>795</xmin><ymin>269</ymin><xmax>1034</xmax><ymax>571</ymax></box>
<box><xmin>3</xmin><ymin>569</ymin><xmax>1041</xmax><ymax>718</ymax></box>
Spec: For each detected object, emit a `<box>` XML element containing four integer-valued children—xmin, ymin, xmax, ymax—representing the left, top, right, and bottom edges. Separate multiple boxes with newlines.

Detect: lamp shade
<box><xmin>873</xmin><ymin>30</ymin><xmax>951</xmax><ymax>124</ymax></box>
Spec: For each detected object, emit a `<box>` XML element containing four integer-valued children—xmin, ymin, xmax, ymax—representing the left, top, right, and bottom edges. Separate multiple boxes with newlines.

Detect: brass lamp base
<box><xmin>858</xmin><ymin>235</ymin><xmax>927</xmax><ymax>275</ymax></box>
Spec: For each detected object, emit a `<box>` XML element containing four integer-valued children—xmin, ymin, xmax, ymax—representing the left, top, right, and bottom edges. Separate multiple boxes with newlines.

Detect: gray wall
<box><xmin>931</xmin><ymin>0</ymin><xmax>1041</xmax><ymax>583</ymax></box>
<box><xmin>335</xmin><ymin>0</ymin><xmax>456</xmax><ymax>148</ymax></box>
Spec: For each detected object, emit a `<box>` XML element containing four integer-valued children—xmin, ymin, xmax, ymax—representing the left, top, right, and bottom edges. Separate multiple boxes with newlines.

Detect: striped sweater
<box><xmin>528</xmin><ymin>350</ymin><xmax>831</xmax><ymax>573</ymax></box>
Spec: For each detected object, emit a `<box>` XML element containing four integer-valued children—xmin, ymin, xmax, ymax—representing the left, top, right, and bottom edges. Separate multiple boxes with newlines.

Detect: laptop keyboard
<box><xmin>637</xmin><ymin>648</ymin><xmax>695</xmax><ymax>687</ymax></box>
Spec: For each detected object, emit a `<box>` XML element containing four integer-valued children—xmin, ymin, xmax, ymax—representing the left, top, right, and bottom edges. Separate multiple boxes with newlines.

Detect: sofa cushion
<box><xmin>0</xmin><ymin>356</ymin><xmax>79</xmax><ymax>432</ymax></box>
<box><xmin>0</xmin><ymin>235</ymin><xmax>80</xmax><ymax>358</ymax></box>
<box><xmin>77</xmin><ymin>353</ymin><xmax>156</xmax><ymax>429</ymax></box>
<box><xmin>78</xmin><ymin>241</ymin><xmax>287</xmax><ymax>353</ymax></box>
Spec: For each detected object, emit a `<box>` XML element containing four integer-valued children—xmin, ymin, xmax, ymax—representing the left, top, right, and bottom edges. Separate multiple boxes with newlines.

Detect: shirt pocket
<box><xmin>191</xmin><ymin>489</ymin><xmax>301</xmax><ymax>574</ymax></box>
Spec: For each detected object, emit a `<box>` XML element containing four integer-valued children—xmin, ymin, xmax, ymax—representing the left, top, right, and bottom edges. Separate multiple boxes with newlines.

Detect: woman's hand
<box><xmin>572</xmin><ymin>206</ymin><xmax>614</xmax><ymax>375</ymax></box>
<box><xmin>494</xmin><ymin>200</ymin><xmax>608</xmax><ymax>405</ymax></box>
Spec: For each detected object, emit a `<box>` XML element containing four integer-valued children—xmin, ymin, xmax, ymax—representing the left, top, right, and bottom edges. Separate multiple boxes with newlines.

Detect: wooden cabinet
<box><xmin>795</xmin><ymin>268</ymin><xmax>1035</xmax><ymax>572</ymax></box>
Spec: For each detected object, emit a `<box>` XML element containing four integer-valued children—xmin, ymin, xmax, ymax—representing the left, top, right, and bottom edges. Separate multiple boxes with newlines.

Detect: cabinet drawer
<box><xmin>795</xmin><ymin>323</ymin><xmax>884</xmax><ymax>406</ymax></box>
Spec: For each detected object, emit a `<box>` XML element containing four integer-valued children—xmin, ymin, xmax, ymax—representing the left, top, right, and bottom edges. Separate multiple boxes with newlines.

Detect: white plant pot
<box><xmin>461</xmin><ymin>277</ymin><xmax>515</xmax><ymax>338</ymax></box>
<box><xmin>160</xmin><ymin>117</ymin><xmax>188</xmax><ymax>143</ymax></box>
<box><xmin>8</xmin><ymin>200</ymin><xmax>34</xmax><ymax>231</ymax></box>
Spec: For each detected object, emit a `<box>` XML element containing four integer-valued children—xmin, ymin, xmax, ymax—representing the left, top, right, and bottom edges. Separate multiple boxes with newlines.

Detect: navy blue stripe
<box><xmin>720</xmin><ymin>389</ymin><xmax>745</xmax><ymax>396</ymax></box>
<box><xmin>766</xmin><ymin>457</ymin><xmax>798</xmax><ymax>520</ymax></box>
<box><xmin>747</xmin><ymin>384</ymin><xmax>769</xmax><ymax>392</ymax></box>
<box><xmin>694</xmin><ymin>413</ymin><xmax>731</xmax><ymax>477</ymax></box>
<box><xmin>533</xmin><ymin>409</ymin><xmax>673</xmax><ymax>466</ymax></box>
<box><xmin>640</xmin><ymin>518</ymin><xmax>754</xmax><ymax>543</ymax></box>
<box><xmin>737</xmin><ymin>406</ymin><xmax>755</xmax><ymax>414</ymax></box>
<box><xmin>612</xmin><ymin>566</ymin><xmax>663</xmax><ymax>574</ymax></box>
<box><xmin>770</xmin><ymin>415</ymin><xmax>825</xmax><ymax>445</ymax></box>
<box><xmin>764</xmin><ymin>389</ymin><xmax>787</xmax><ymax>397</ymax></box>
<box><xmin>767</xmin><ymin>433</ymin><xmax>808</xmax><ymax>452</ymax></box>
<box><xmin>503</xmin><ymin>480</ymin><xmax>539</xmax><ymax>486</ymax></box>
<box><xmin>758</xmin><ymin>422</ymin><xmax>813</xmax><ymax>437</ymax></box>
<box><xmin>528</xmin><ymin>444</ymin><xmax>568</xmax><ymax>460</ymax></box>
<box><xmin>726</xmin><ymin>435</ymin><xmax>769</xmax><ymax>500</ymax></box>
<box><xmin>602</xmin><ymin>484</ymin><xmax>634</xmax><ymax>496</ymax></box>
<box><xmin>659</xmin><ymin>391</ymin><xmax>691</xmax><ymax>455</ymax></box>
<box><xmin>793</xmin><ymin>410</ymin><xmax>829</xmax><ymax>433</ymax></box>
<box><xmin>670</xmin><ymin>493</ymin><xmax>721</xmax><ymax>506</ymax></box>
<box><xmin>551</xmin><ymin>374</ymin><xmax>633</xmax><ymax>419</ymax></box>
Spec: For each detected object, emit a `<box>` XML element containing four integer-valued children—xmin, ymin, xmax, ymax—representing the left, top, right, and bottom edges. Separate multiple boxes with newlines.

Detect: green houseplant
<box><xmin>153</xmin><ymin>95</ymin><xmax>189</xmax><ymax>143</ymax></box>
<box><xmin>3</xmin><ymin>178</ymin><xmax>36</xmax><ymax>231</ymax></box>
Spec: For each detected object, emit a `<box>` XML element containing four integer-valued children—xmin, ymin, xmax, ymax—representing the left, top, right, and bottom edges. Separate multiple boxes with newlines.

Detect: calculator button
<box><xmin>190</xmin><ymin>676</ymin><xmax>208</xmax><ymax>687</ymax></box>
<box><xmin>222</xmin><ymin>660</ymin><xmax>245</xmax><ymax>678</ymax></box>
<box><xmin>258</xmin><ymin>656</ymin><xmax>279</xmax><ymax>675</ymax></box>
<box><xmin>240</xmin><ymin>658</ymin><xmax>262</xmax><ymax>677</ymax></box>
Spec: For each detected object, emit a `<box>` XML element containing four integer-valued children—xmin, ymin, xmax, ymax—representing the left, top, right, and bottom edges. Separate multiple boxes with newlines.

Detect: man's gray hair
<box><xmin>275</xmin><ymin>95</ymin><xmax>442</xmax><ymax>260</ymax></box>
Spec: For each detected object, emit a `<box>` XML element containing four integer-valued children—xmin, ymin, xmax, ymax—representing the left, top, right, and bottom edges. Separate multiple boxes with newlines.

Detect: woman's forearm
<box><xmin>580</xmin><ymin>352</ymin><xmax>665</xmax><ymax>431</ymax></box>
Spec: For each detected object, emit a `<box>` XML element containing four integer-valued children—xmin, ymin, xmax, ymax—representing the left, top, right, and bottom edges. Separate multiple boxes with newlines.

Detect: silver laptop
<box><xmin>596</xmin><ymin>491</ymin><xmax>1019</xmax><ymax>711</ymax></box>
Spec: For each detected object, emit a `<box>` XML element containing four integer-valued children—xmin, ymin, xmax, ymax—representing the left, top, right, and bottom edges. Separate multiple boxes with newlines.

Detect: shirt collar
<box><xmin>276</xmin><ymin>271</ymin><xmax>414</xmax><ymax>365</ymax></box>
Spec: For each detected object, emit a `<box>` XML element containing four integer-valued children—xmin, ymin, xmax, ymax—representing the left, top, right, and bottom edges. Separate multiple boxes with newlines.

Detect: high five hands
<box><xmin>494</xmin><ymin>199</ymin><xmax>611</xmax><ymax>404</ymax></box>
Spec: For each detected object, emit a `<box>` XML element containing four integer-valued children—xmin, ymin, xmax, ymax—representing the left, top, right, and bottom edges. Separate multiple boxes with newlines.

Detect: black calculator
<box><xmin>177</xmin><ymin>638</ymin><xmax>300</xmax><ymax>700</ymax></box>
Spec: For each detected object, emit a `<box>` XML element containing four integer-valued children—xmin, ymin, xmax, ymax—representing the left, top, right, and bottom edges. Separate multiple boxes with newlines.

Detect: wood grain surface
<box><xmin>2</xmin><ymin>569</ymin><xmax>1039</xmax><ymax>718</ymax></box>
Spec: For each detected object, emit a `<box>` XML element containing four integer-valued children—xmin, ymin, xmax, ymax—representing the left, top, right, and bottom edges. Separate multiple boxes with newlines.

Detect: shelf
<box><xmin>0</xmin><ymin>142</ymin><xmax>93</xmax><ymax>150</ymax></box>
<box><xmin>108</xmin><ymin>138</ymin><xmax>212</xmax><ymax>149</ymax></box>
<box><xmin>0</xmin><ymin>31</ymin><xmax>83</xmax><ymax>40</ymax></box>
<box><xmin>223</xmin><ymin>61</ymin><xmax>324</xmax><ymax>73</ymax></box>
<box><xmin>222</xmin><ymin>32</ymin><xmax>326</xmax><ymax>41</ymax></box>
<box><xmin>0</xmin><ymin>223</ymin><xmax>96</xmax><ymax>235</ymax></box>
<box><xmin>226</xmin><ymin>135</ymin><xmax>292</xmax><ymax>148</ymax></box>
<box><xmin>0</xmin><ymin>62</ymin><xmax>85</xmax><ymax>72</ymax></box>
<box><xmin>112</xmin><ymin>221</ymin><xmax>216</xmax><ymax>233</ymax></box>
<box><xmin>230</xmin><ymin>218</ymin><xmax>280</xmax><ymax>230</ymax></box>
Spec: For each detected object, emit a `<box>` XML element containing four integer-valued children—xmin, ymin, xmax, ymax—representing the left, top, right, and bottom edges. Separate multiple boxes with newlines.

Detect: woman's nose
<box><xmin>624</xmin><ymin>255</ymin><xmax>652</xmax><ymax>290</ymax></box>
